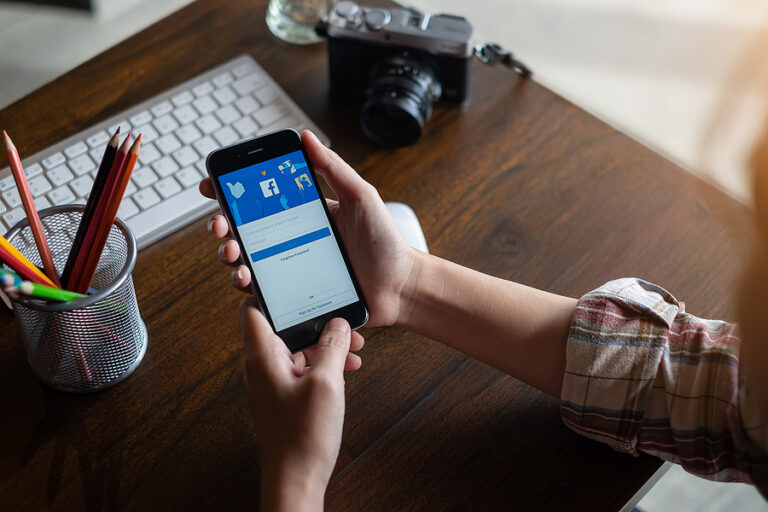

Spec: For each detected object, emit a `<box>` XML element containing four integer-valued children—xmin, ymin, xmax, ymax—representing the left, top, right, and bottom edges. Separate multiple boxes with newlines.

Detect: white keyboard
<box><xmin>0</xmin><ymin>55</ymin><xmax>329</xmax><ymax>247</ymax></box>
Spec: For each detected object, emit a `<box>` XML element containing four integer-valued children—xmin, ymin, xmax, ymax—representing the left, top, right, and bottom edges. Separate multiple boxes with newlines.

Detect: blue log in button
<box><xmin>250</xmin><ymin>227</ymin><xmax>331</xmax><ymax>262</ymax></box>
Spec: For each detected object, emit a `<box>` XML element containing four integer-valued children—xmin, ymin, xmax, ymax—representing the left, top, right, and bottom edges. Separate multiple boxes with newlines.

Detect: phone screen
<box><xmin>216</xmin><ymin>149</ymin><xmax>360</xmax><ymax>331</ymax></box>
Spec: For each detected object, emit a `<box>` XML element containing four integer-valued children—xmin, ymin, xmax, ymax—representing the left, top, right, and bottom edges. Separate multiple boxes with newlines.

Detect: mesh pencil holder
<box><xmin>4</xmin><ymin>205</ymin><xmax>147</xmax><ymax>393</ymax></box>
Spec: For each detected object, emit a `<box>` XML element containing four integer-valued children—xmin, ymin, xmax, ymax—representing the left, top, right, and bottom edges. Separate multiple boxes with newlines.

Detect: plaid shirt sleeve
<box><xmin>560</xmin><ymin>278</ymin><xmax>767</xmax><ymax>498</ymax></box>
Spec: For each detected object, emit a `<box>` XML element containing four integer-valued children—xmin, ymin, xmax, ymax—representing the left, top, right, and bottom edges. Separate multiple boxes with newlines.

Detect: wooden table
<box><xmin>0</xmin><ymin>0</ymin><xmax>752</xmax><ymax>510</ymax></box>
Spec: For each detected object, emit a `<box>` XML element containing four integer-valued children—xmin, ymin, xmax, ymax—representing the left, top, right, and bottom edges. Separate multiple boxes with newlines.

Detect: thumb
<box><xmin>310</xmin><ymin>318</ymin><xmax>352</xmax><ymax>377</ymax></box>
<box><xmin>302</xmin><ymin>130</ymin><xmax>369</xmax><ymax>200</ymax></box>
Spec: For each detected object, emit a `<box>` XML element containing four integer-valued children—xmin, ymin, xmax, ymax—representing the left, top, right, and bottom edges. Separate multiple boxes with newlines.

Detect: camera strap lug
<box><xmin>474</xmin><ymin>43</ymin><xmax>532</xmax><ymax>77</ymax></box>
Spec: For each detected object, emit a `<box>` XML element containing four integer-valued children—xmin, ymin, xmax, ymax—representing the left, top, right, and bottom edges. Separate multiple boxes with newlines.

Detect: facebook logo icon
<box><xmin>259</xmin><ymin>178</ymin><xmax>279</xmax><ymax>197</ymax></box>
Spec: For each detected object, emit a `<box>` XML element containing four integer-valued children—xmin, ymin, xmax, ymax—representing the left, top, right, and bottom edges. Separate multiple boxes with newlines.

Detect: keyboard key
<box><xmin>193</xmin><ymin>81</ymin><xmax>214</xmax><ymax>97</ymax></box>
<box><xmin>28</xmin><ymin>175</ymin><xmax>53</xmax><ymax>196</ymax></box>
<box><xmin>235</xmin><ymin>95</ymin><xmax>260</xmax><ymax>116</ymax></box>
<box><xmin>0</xmin><ymin>174</ymin><xmax>15</xmax><ymax>192</ymax></box>
<box><xmin>42</xmin><ymin>152</ymin><xmax>66</xmax><ymax>170</ymax></box>
<box><xmin>49</xmin><ymin>185</ymin><xmax>75</xmax><ymax>206</ymax></box>
<box><xmin>48</xmin><ymin>165</ymin><xmax>74</xmax><ymax>187</ymax></box>
<box><xmin>196</xmin><ymin>114</ymin><xmax>221</xmax><ymax>135</ymax></box>
<box><xmin>155</xmin><ymin>133</ymin><xmax>182</xmax><ymax>155</ymax></box>
<box><xmin>172</xmin><ymin>146</ymin><xmax>199</xmax><ymax>168</ymax></box>
<box><xmin>0</xmin><ymin>200</ymin><xmax>5</xmax><ymax>214</ymax></box>
<box><xmin>70</xmin><ymin>175</ymin><xmax>94</xmax><ymax>198</ymax></box>
<box><xmin>212</xmin><ymin>71</ymin><xmax>233</xmax><ymax>87</ymax></box>
<box><xmin>255</xmin><ymin>86</ymin><xmax>278</xmax><ymax>105</ymax></box>
<box><xmin>138</xmin><ymin>143</ymin><xmax>162</xmax><ymax>166</ymax></box>
<box><xmin>135</xmin><ymin>123</ymin><xmax>159</xmax><ymax>143</ymax></box>
<box><xmin>36</xmin><ymin>196</ymin><xmax>53</xmax><ymax>209</ymax></box>
<box><xmin>215</xmin><ymin>105</ymin><xmax>241</xmax><ymax>125</ymax></box>
<box><xmin>130</xmin><ymin>110</ymin><xmax>153</xmax><ymax>127</ymax></box>
<box><xmin>175</xmin><ymin>166</ymin><xmax>202</xmax><ymax>188</ymax></box>
<box><xmin>64</xmin><ymin>141</ymin><xmax>88</xmax><ymax>158</ymax></box>
<box><xmin>3</xmin><ymin>207</ymin><xmax>25</xmax><ymax>228</ymax></box>
<box><xmin>151</xmin><ymin>101</ymin><xmax>173</xmax><ymax>117</ymax></box>
<box><xmin>173</xmin><ymin>104</ymin><xmax>199</xmax><ymax>125</ymax></box>
<box><xmin>176</xmin><ymin>124</ymin><xmax>202</xmax><ymax>145</ymax></box>
<box><xmin>2</xmin><ymin>189</ymin><xmax>20</xmax><ymax>208</ymax></box>
<box><xmin>118</xmin><ymin>197</ymin><xmax>139</xmax><ymax>219</ymax></box>
<box><xmin>127</xmin><ymin>187</ymin><xmax>214</xmax><ymax>243</ymax></box>
<box><xmin>213</xmin><ymin>126</ymin><xmax>238</xmax><ymax>147</ymax></box>
<box><xmin>87</xmin><ymin>130</ymin><xmax>110</xmax><ymax>148</ymax></box>
<box><xmin>233</xmin><ymin>61</ymin><xmax>256</xmax><ymax>78</ymax></box>
<box><xmin>193</xmin><ymin>136</ymin><xmax>218</xmax><ymax>158</ymax></box>
<box><xmin>125</xmin><ymin>179</ymin><xmax>137</xmax><ymax>197</ymax></box>
<box><xmin>23</xmin><ymin>163</ymin><xmax>43</xmax><ymax>178</ymax></box>
<box><xmin>172</xmin><ymin>91</ymin><xmax>194</xmax><ymax>107</ymax></box>
<box><xmin>213</xmin><ymin>86</ymin><xmax>237</xmax><ymax>106</ymax></box>
<box><xmin>233</xmin><ymin>116</ymin><xmax>258</xmax><ymax>137</ymax></box>
<box><xmin>232</xmin><ymin>73</ymin><xmax>265</xmax><ymax>96</ymax></box>
<box><xmin>133</xmin><ymin>188</ymin><xmax>161</xmax><ymax>209</ymax></box>
<box><xmin>258</xmin><ymin>115</ymin><xmax>302</xmax><ymax>136</ymax></box>
<box><xmin>68</xmin><ymin>154</ymin><xmax>96</xmax><ymax>176</ymax></box>
<box><xmin>133</xmin><ymin>167</ymin><xmax>159</xmax><ymax>188</ymax></box>
<box><xmin>193</xmin><ymin>96</ymin><xmax>218</xmax><ymax>116</ymax></box>
<box><xmin>108</xmin><ymin>120</ymin><xmax>131</xmax><ymax>134</ymax></box>
<box><xmin>196</xmin><ymin>160</ymin><xmax>207</xmax><ymax>175</ymax></box>
<box><xmin>153</xmin><ymin>114</ymin><xmax>179</xmax><ymax>135</ymax></box>
<box><xmin>90</xmin><ymin>148</ymin><xmax>104</xmax><ymax>164</ymax></box>
<box><xmin>152</xmin><ymin>156</ymin><xmax>179</xmax><ymax>178</ymax></box>
<box><xmin>155</xmin><ymin>176</ymin><xmax>182</xmax><ymax>199</ymax></box>
<box><xmin>254</xmin><ymin>104</ymin><xmax>289</xmax><ymax>127</ymax></box>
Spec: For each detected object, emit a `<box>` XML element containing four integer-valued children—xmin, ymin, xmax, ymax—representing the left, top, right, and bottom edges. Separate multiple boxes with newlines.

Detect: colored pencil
<box><xmin>0</xmin><ymin>269</ymin><xmax>85</xmax><ymax>302</ymax></box>
<box><xmin>61</xmin><ymin>128</ymin><xmax>120</xmax><ymax>288</ymax></box>
<box><xmin>0</xmin><ymin>243</ymin><xmax>56</xmax><ymax>286</ymax></box>
<box><xmin>72</xmin><ymin>135</ymin><xmax>141</xmax><ymax>293</ymax></box>
<box><xmin>0</xmin><ymin>233</ymin><xmax>56</xmax><ymax>286</ymax></box>
<box><xmin>67</xmin><ymin>133</ymin><xmax>131</xmax><ymax>293</ymax></box>
<box><xmin>3</xmin><ymin>131</ymin><xmax>62</xmax><ymax>288</ymax></box>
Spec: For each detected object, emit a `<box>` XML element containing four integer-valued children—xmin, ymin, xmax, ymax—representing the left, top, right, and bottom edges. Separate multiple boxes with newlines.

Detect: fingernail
<box><xmin>232</xmin><ymin>268</ymin><xmax>243</xmax><ymax>284</ymax></box>
<box><xmin>218</xmin><ymin>243</ymin><xmax>225</xmax><ymax>259</ymax></box>
<box><xmin>326</xmin><ymin>318</ymin><xmax>349</xmax><ymax>334</ymax></box>
<box><xmin>207</xmin><ymin>216</ymin><xmax>215</xmax><ymax>234</ymax></box>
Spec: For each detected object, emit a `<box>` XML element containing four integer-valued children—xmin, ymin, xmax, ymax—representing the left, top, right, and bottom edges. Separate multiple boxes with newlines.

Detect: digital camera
<box><xmin>316</xmin><ymin>1</ymin><xmax>475</xmax><ymax>147</ymax></box>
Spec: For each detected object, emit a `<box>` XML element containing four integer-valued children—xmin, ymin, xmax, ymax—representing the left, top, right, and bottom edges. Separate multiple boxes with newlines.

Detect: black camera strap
<box><xmin>474</xmin><ymin>43</ymin><xmax>532</xmax><ymax>77</ymax></box>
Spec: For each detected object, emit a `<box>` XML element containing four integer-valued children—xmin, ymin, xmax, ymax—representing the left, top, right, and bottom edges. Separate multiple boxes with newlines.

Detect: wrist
<box><xmin>261</xmin><ymin>463</ymin><xmax>327</xmax><ymax>512</ymax></box>
<box><xmin>396</xmin><ymin>249</ymin><xmax>434</xmax><ymax>330</ymax></box>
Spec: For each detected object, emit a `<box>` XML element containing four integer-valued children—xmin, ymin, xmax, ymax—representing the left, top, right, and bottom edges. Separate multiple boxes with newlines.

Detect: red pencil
<box><xmin>3</xmin><ymin>131</ymin><xmax>62</xmax><ymax>288</ymax></box>
<box><xmin>73</xmin><ymin>135</ymin><xmax>141</xmax><ymax>293</ymax></box>
<box><xmin>67</xmin><ymin>134</ymin><xmax>131</xmax><ymax>293</ymax></box>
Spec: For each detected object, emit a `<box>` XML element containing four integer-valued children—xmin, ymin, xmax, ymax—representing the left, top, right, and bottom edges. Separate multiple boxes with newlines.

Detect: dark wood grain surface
<box><xmin>0</xmin><ymin>0</ymin><xmax>752</xmax><ymax>510</ymax></box>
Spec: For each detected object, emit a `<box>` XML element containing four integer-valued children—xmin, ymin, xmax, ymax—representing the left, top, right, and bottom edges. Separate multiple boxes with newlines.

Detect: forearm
<box><xmin>398</xmin><ymin>251</ymin><xmax>577</xmax><ymax>397</ymax></box>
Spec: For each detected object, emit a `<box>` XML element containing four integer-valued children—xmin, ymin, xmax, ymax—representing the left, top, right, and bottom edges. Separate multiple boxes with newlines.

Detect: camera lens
<box><xmin>361</xmin><ymin>56</ymin><xmax>442</xmax><ymax>147</ymax></box>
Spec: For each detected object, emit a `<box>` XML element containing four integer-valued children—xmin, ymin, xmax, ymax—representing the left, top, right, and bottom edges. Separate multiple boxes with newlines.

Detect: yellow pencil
<box><xmin>0</xmin><ymin>234</ymin><xmax>56</xmax><ymax>287</ymax></box>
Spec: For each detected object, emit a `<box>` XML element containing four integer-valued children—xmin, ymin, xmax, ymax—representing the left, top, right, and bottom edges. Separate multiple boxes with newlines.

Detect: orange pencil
<box><xmin>72</xmin><ymin>135</ymin><xmax>140</xmax><ymax>293</ymax></box>
<box><xmin>3</xmin><ymin>131</ymin><xmax>61</xmax><ymax>288</ymax></box>
<box><xmin>67</xmin><ymin>134</ymin><xmax>131</xmax><ymax>292</ymax></box>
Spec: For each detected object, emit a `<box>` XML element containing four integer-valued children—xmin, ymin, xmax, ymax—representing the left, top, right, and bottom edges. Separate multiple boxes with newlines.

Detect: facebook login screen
<box><xmin>218</xmin><ymin>150</ymin><xmax>359</xmax><ymax>331</ymax></box>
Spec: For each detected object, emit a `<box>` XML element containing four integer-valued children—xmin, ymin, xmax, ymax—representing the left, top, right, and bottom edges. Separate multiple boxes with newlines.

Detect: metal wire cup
<box><xmin>4</xmin><ymin>205</ymin><xmax>147</xmax><ymax>393</ymax></box>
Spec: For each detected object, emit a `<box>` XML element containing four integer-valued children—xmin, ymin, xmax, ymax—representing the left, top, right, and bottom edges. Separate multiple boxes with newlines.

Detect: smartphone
<box><xmin>206</xmin><ymin>129</ymin><xmax>368</xmax><ymax>352</ymax></box>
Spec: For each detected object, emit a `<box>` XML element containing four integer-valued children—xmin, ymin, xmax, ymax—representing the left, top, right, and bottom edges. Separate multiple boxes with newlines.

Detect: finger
<box><xmin>350</xmin><ymin>331</ymin><xmax>365</xmax><ymax>352</ymax></box>
<box><xmin>207</xmin><ymin>214</ymin><xmax>231</xmax><ymax>239</ymax></box>
<box><xmin>302</xmin><ymin>130</ymin><xmax>370</xmax><ymax>200</ymax></box>
<box><xmin>231</xmin><ymin>265</ymin><xmax>252</xmax><ymax>290</ymax></box>
<box><xmin>345</xmin><ymin>353</ymin><xmax>362</xmax><ymax>371</ymax></box>
<box><xmin>292</xmin><ymin>350</ymin><xmax>308</xmax><ymax>373</ymax></box>
<box><xmin>309</xmin><ymin>317</ymin><xmax>351</xmax><ymax>377</ymax></box>
<box><xmin>219</xmin><ymin>239</ymin><xmax>242</xmax><ymax>266</ymax></box>
<box><xmin>199</xmin><ymin>177</ymin><xmax>216</xmax><ymax>199</ymax></box>
<box><xmin>239</xmin><ymin>297</ymin><xmax>290</xmax><ymax>378</ymax></box>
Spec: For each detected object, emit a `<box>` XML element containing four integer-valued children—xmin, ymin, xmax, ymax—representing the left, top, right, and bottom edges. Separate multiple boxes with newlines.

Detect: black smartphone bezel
<box><xmin>206</xmin><ymin>129</ymin><xmax>368</xmax><ymax>352</ymax></box>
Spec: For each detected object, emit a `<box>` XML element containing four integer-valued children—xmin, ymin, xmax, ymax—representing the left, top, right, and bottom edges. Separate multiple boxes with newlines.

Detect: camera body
<box><xmin>316</xmin><ymin>1</ymin><xmax>475</xmax><ymax>146</ymax></box>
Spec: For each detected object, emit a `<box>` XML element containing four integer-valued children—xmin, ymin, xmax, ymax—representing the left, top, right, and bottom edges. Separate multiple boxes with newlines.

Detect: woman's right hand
<box><xmin>199</xmin><ymin>129</ymin><xmax>419</xmax><ymax>328</ymax></box>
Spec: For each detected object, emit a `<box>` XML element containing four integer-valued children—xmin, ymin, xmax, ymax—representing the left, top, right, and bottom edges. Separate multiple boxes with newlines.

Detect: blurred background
<box><xmin>0</xmin><ymin>0</ymin><xmax>766</xmax><ymax>510</ymax></box>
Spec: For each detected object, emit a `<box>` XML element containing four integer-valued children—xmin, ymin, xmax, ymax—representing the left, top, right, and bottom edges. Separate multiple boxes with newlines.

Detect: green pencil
<box><xmin>0</xmin><ymin>268</ymin><xmax>85</xmax><ymax>302</ymax></box>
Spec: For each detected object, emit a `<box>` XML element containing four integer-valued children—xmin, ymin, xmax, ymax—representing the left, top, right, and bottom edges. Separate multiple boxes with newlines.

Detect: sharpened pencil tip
<box><xmin>2</xmin><ymin>130</ymin><xmax>13</xmax><ymax>150</ymax></box>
